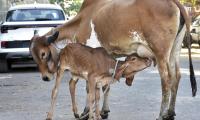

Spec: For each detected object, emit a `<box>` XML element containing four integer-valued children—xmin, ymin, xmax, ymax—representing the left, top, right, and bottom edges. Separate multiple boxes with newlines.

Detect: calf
<box><xmin>30</xmin><ymin>32</ymin><xmax>151</xmax><ymax>120</ymax></box>
<box><xmin>48</xmin><ymin>44</ymin><xmax>151</xmax><ymax>120</ymax></box>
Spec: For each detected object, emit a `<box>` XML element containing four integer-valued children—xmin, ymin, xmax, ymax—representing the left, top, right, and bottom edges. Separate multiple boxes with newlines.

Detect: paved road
<box><xmin>0</xmin><ymin>48</ymin><xmax>200</xmax><ymax>120</ymax></box>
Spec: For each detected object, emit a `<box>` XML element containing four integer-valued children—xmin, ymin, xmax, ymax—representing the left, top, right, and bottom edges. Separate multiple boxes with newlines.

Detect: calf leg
<box><xmin>95</xmin><ymin>82</ymin><xmax>102</xmax><ymax>120</ymax></box>
<box><xmin>88</xmin><ymin>75</ymin><xmax>96</xmax><ymax>120</ymax></box>
<box><xmin>101</xmin><ymin>85</ymin><xmax>110</xmax><ymax>119</ymax></box>
<box><xmin>80</xmin><ymin>83</ymin><xmax>110</xmax><ymax>120</ymax></box>
<box><xmin>46</xmin><ymin>68</ymin><xmax>64</xmax><ymax>120</ymax></box>
<box><xmin>69</xmin><ymin>78</ymin><xmax>79</xmax><ymax>118</ymax></box>
<box><xmin>80</xmin><ymin>81</ymin><xmax>90</xmax><ymax>120</ymax></box>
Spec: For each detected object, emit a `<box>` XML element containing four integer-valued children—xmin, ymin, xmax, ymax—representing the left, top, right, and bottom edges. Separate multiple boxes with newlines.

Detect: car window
<box><xmin>6</xmin><ymin>9</ymin><xmax>65</xmax><ymax>22</ymax></box>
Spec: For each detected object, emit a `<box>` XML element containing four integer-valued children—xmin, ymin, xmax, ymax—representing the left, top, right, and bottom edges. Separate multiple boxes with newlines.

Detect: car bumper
<box><xmin>0</xmin><ymin>51</ymin><xmax>34</xmax><ymax>64</ymax></box>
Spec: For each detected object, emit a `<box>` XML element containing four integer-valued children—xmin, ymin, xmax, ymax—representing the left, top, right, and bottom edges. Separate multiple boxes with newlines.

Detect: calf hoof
<box><xmin>79</xmin><ymin>107</ymin><xmax>89</xmax><ymax>120</ymax></box>
<box><xmin>79</xmin><ymin>114</ymin><xmax>89</xmax><ymax>120</ymax></box>
<box><xmin>100</xmin><ymin>110</ymin><xmax>110</xmax><ymax>119</ymax></box>
<box><xmin>97</xmin><ymin>116</ymin><xmax>102</xmax><ymax>120</ymax></box>
<box><xmin>74</xmin><ymin>113</ymin><xmax>79</xmax><ymax>119</ymax></box>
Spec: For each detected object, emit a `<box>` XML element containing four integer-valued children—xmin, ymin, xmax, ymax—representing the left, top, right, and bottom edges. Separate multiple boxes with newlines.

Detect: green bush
<box><xmin>49</xmin><ymin>0</ymin><xmax>82</xmax><ymax>16</ymax></box>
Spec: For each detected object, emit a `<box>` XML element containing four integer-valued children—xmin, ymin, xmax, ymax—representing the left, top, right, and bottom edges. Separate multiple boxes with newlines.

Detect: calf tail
<box><xmin>172</xmin><ymin>0</ymin><xmax>197</xmax><ymax>96</ymax></box>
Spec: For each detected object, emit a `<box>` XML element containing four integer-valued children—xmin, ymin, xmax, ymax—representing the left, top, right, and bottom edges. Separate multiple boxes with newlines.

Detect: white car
<box><xmin>190</xmin><ymin>18</ymin><xmax>200</xmax><ymax>45</ymax></box>
<box><xmin>183</xmin><ymin>16</ymin><xmax>200</xmax><ymax>48</ymax></box>
<box><xmin>0</xmin><ymin>3</ymin><xmax>66</xmax><ymax>72</ymax></box>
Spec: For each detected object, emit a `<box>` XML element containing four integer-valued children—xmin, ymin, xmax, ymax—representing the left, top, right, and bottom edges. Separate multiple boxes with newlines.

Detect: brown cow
<box><xmin>30</xmin><ymin>0</ymin><xmax>197</xmax><ymax>120</ymax></box>
<box><xmin>30</xmin><ymin>31</ymin><xmax>151</xmax><ymax>120</ymax></box>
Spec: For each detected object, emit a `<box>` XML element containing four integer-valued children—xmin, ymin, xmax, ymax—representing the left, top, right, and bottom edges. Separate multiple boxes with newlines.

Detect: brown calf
<box><xmin>30</xmin><ymin>32</ymin><xmax>151</xmax><ymax>120</ymax></box>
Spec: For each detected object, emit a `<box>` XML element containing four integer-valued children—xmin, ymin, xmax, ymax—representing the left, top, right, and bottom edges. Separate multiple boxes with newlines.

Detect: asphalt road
<box><xmin>0</xmin><ymin>48</ymin><xmax>200</xmax><ymax>120</ymax></box>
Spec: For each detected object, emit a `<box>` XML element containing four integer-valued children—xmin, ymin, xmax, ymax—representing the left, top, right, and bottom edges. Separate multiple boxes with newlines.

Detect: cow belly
<box><xmin>92</xmin><ymin>0</ymin><xmax>178</xmax><ymax>59</ymax></box>
<box><xmin>107</xmin><ymin>38</ymin><xmax>154</xmax><ymax>58</ymax></box>
<box><xmin>95</xmin><ymin>29</ymin><xmax>154</xmax><ymax>59</ymax></box>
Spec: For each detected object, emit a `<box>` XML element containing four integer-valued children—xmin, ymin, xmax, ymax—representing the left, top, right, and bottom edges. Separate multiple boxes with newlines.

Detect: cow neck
<box><xmin>56</xmin><ymin>16</ymin><xmax>82</xmax><ymax>43</ymax></box>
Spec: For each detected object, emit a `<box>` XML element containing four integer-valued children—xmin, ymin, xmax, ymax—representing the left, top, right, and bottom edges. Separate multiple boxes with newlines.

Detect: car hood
<box><xmin>2</xmin><ymin>21</ymin><xmax>66</xmax><ymax>26</ymax></box>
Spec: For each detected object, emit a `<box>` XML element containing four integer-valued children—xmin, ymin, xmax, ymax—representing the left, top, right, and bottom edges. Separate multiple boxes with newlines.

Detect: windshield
<box><xmin>6</xmin><ymin>9</ymin><xmax>65</xmax><ymax>22</ymax></box>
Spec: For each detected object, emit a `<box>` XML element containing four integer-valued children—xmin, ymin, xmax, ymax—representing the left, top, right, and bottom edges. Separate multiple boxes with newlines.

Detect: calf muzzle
<box><xmin>42</xmin><ymin>76</ymin><xmax>51</xmax><ymax>82</ymax></box>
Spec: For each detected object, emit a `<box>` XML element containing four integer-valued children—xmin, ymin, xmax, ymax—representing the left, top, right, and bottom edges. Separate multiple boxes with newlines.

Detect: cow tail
<box><xmin>187</xmin><ymin>32</ymin><xmax>197</xmax><ymax>97</ymax></box>
<box><xmin>172</xmin><ymin>0</ymin><xmax>197</xmax><ymax>97</ymax></box>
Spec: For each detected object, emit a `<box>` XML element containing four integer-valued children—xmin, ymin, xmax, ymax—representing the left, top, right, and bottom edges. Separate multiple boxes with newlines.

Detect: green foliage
<box><xmin>65</xmin><ymin>1</ymin><xmax>82</xmax><ymax>16</ymax></box>
<box><xmin>49</xmin><ymin>0</ymin><xmax>82</xmax><ymax>16</ymax></box>
<box><xmin>180</xmin><ymin>0</ymin><xmax>200</xmax><ymax>6</ymax></box>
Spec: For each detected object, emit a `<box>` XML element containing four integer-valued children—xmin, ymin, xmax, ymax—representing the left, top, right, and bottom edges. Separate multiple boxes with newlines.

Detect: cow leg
<box><xmin>95</xmin><ymin>82</ymin><xmax>102</xmax><ymax>120</ymax></box>
<box><xmin>168</xmin><ymin>61</ymin><xmax>181</xmax><ymax>119</ymax></box>
<box><xmin>100</xmin><ymin>85</ymin><xmax>110</xmax><ymax>119</ymax></box>
<box><xmin>168</xmin><ymin>24</ymin><xmax>185</xmax><ymax>119</ymax></box>
<box><xmin>46</xmin><ymin>68</ymin><xmax>64</xmax><ymax>120</ymax></box>
<box><xmin>157</xmin><ymin>59</ymin><xmax>171</xmax><ymax>120</ymax></box>
<box><xmin>69</xmin><ymin>78</ymin><xmax>79</xmax><ymax>118</ymax></box>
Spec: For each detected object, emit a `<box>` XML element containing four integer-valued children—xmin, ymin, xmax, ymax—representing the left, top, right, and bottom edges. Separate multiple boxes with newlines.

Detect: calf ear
<box><xmin>47</xmin><ymin>31</ymin><xmax>59</xmax><ymax>45</ymax></box>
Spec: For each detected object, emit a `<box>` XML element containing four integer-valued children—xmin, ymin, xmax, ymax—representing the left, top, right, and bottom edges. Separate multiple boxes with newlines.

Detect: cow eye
<box><xmin>131</xmin><ymin>57</ymin><xmax>136</xmax><ymax>61</ymax></box>
<box><xmin>41</xmin><ymin>52</ymin><xmax>46</xmax><ymax>59</ymax></box>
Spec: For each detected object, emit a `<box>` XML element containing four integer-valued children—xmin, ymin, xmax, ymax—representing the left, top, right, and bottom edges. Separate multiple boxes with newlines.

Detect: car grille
<box><xmin>2</xmin><ymin>40</ymin><xmax>30</xmax><ymax>48</ymax></box>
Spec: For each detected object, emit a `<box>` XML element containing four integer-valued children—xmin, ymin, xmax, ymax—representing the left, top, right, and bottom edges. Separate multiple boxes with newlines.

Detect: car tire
<box><xmin>198</xmin><ymin>41</ymin><xmax>200</xmax><ymax>48</ymax></box>
<box><xmin>0</xmin><ymin>60</ymin><xmax>9</xmax><ymax>73</ymax></box>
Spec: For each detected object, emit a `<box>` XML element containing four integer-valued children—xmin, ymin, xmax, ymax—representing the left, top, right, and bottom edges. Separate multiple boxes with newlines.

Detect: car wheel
<box><xmin>198</xmin><ymin>41</ymin><xmax>200</xmax><ymax>48</ymax></box>
<box><xmin>0</xmin><ymin>60</ymin><xmax>9</xmax><ymax>73</ymax></box>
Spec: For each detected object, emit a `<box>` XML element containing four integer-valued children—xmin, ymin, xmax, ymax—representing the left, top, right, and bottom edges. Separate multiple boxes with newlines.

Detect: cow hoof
<box><xmin>162</xmin><ymin>110</ymin><xmax>176</xmax><ymax>120</ymax></box>
<box><xmin>100</xmin><ymin>112</ymin><xmax>108</xmax><ymax>119</ymax></box>
<box><xmin>168</xmin><ymin>110</ymin><xmax>176</xmax><ymax>118</ymax></box>
<box><xmin>156</xmin><ymin>116</ymin><xmax>175</xmax><ymax>120</ymax></box>
<box><xmin>74</xmin><ymin>113</ymin><xmax>80</xmax><ymax>118</ymax></box>
<box><xmin>163</xmin><ymin>117</ymin><xmax>175</xmax><ymax>120</ymax></box>
<box><xmin>100</xmin><ymin>110</ymin><xmax>110</xmax><ymax>119</ymax></box>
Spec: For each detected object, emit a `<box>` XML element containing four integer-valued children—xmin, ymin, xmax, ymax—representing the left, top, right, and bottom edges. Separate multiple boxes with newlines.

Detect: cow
<box><xmin>30</xmin><ymin>31</ymin><xmax>152</xmax><ymax>120</ymax></box>
<box><xmin>30</xmin><ymin>0</ymin><xmax>197</xmax><ymax>120</ymax></box>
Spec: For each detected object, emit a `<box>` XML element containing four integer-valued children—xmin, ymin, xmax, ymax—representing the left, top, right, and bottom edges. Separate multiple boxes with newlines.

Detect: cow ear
<box><xmin>47</xmin><ymin>31</ymin><xmax>59</xmax><ymax>45</ymax></box>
